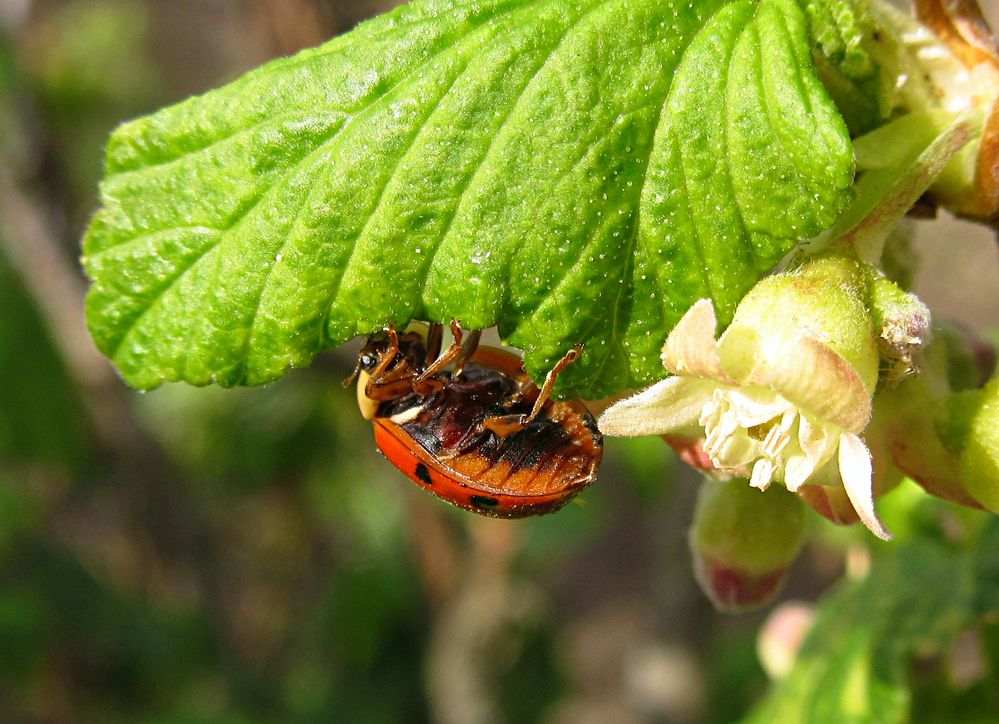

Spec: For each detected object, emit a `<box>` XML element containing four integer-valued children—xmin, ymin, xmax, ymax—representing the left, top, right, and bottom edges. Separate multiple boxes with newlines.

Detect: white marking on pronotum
<box><xmin>390</xmin><ymin>406</ymin><xmax>424</xmax><ymax>425</ymax></box>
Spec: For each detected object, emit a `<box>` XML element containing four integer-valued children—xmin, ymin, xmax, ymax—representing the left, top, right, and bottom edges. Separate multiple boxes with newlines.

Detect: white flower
<box><xmin>600</xmin><ymin>259</ymin><xmax>891</xmax><ymax>540</ymax></box>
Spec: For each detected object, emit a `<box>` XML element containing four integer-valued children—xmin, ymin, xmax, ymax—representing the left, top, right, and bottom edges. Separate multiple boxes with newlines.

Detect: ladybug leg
<box><xmin>525</xmin><ymin>344</ymin><xmax>582</xmax><ymax>420</ymax></box>
<box><xmin>412</xmin><ymin>320</ymin><xmax>464</xmax><ymax>396</ymax></box>
<box><xmin>424</xmin><ymin>322</ymin><xmax>444</xmax><ymax>368</ymax></box>
<box><xmin>483</xmin><ymin>345</ymin><xmax>582</xmax><ymax>436</ymax></box>
<box><xmin>364</xmin><ymin>326</ymin><xmax>416</xmax><ymax>401</ymax></box>
<box><xmin>452</xmin><ymin>328</ymin><xmax>482</xmax><ymax>377</ymax></box>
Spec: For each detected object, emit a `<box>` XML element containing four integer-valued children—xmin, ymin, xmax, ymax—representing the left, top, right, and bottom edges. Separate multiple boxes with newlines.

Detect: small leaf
<box><xmin>83</xmin><ymin>0</ymin><xmax>853</xmax><ymax>397</ymax></box>
<box><xmin>747</xmin><ymin>520</ymin><xmax>999</xmax><ymax>723</ymax></box>
<box><xmin>800</xmin><ymin>0</ymin><xmax>886</xmax><ymax>135</ymax></box>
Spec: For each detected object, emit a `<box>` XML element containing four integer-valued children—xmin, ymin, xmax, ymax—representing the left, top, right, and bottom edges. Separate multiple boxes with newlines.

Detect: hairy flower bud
<box><xmin>954</xmin><ymin>374</ymin><xmax>999</xmax><ymax>511</ymax></box>
<box><xmin>690</xmin><ymin>479</ymin><xmax>805</xmax><ymax>612</ymax></box>
<box><xmin>867</xmin><ymin>274</ymin><xmax>933</xmax><ymax>383</ymax></box>
<box><xmin>870</xmin><ymin>328</ymin><xmax>999</xmax><ymax>512</ymax></box>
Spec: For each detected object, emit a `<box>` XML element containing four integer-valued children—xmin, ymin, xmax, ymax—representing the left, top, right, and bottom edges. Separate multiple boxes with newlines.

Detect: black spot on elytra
<box><xmin>415</xmin><ymin>463</ymin><xmax>433</xmax><ymax>486</ymax></box>
<box><xmin>471</xmin><ymin>495</ymin><xmax>500</xmax><ymax>509</ymax></box>
<box><xmin>583</xmin><ymin>412</ymin><xmax>603</xmax><ymax>445</ymax></box>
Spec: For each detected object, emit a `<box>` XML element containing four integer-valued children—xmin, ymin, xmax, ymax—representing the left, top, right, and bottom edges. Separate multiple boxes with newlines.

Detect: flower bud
<box><xmin>867</xmin><ymin>274</ymin><xmax>932</xmax><ymax>383</ymax></box>
<box><xmin>934</xmin><ymin>321</ymin><xmax>997</xmax><ymax>391</ymax></box>
<box><xmin>689</xmin><ymin>479</ymin><xmax>805</xmax><ymax>612</ymax></box>
<box><xmin>757</xmin><ymin>601</ymin><xmax>814</xmax><ymax>680</ymax></box>
<box><xmin>870</xmin><ymin>327</ymin><xmax>999</xmax><ymax>512</ymax></box>
<box><xmin>718</xmin><ymin>255</ymin><xmax>880</xmax><ymax>403</ymax></box>
<box><xmin>955</xmin><ymin>374</ymin><xmax>999</xmax><ymax>511</ymax></box>
<box><xmin>868</xmin><ymin>373</ymin><xmax>978</xmax><ymax>509</ymax></box>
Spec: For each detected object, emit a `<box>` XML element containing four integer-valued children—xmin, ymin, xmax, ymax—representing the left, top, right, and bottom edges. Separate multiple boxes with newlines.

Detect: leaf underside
<box><xmin>83</xmin><ymin>0</ymin><xmax>853</xmax><ymax>398</ymax></box>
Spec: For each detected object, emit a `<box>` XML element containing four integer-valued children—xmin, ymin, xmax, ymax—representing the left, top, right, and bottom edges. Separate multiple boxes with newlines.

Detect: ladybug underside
<box><xmin>375</xmin><ymin>363</ymin><xmax>601</xmax><ymax>500</ymax></box>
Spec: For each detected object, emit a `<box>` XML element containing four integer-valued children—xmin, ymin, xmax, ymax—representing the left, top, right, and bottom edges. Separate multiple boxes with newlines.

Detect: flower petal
<box><xmin>725</xmin><ymin>388</ymin><xmax>794</xmax><ymax>428</ymax></box>
<box><xmin>598</xmin><ymin>377</ymin><xmax>714</xmax><ymax>437</ymax></box>
<box><xmin>784</xmin><ymin>455</ymin><xmax>818</xmax><ymax>491</ymax></box>
<box><xmin>838</xmin><ymin>433</ymin><xmax>893</xmax><ymax>540</ymax></box>
<box><xmin>746</xmin><ymin>336</ymin><xmax>872</xmax><ymax>433</ymax></box>
<box><xmin>751</xmin><ymin>458</ymin><xmax>776</xmax><ymax>490</ymax></box>
<box><xmin>785</xmin><ymin>415</ymin><xmax>838</xmax><ymax>490</ymax></box>
<box><xmin>661</xmin><ymin>300</ymin><xmax>736</xmax><ymax>383</ymax></box>
<box><xmin>663</xmin><ymin>436</ymin><xmax>716</xmax><ymax>472</ymax></box>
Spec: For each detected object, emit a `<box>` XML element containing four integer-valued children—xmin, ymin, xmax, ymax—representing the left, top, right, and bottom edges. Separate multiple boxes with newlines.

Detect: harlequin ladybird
<box><xmin>346</xmin><ymin>322</ymin><xmax>602</xmax><ymax>518</ymax></box>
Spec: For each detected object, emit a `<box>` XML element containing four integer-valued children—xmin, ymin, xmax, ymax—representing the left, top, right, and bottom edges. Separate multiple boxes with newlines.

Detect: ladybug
<box><xmin>346</xmin><ymin>321</ymin><xmax>602</xmax><ymax>518</ymax></box>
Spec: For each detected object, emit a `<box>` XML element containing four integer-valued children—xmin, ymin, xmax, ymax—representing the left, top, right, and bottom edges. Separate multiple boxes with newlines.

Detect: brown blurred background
<box><xmin>0</xmin><ymin>2</ymin><xmax>995</xmax><ymax>723</ymax></box>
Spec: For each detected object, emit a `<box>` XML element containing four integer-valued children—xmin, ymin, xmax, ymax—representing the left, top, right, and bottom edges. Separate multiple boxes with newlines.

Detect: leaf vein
<box><xmin>108</xmin><ymin>233</ymin><xmax>221</xmax><ymax>361</ymax></box>
<box><xmin>419</xmin><ymin>0</ymin><xmax>611</xmax><ymax>313</ymax></box>
<box><xmin>515</xmin><ymin>101</ymin><xmax>660</xmax><ymax>326</ymax></box>
<box><xmin>321</xmin><ymin>54</ymin><xmax>483</xmax><ymax>323</ymax></box>
<box><xmin>109</xmin><ymin>121</ymin><xmax>341</xmax><ymax>363</ymax></box>
<box><xmin>106</xmin><ymin>111</ymin><xmax>348</xmax><ymax>179</ymax></box>
<box><xmin>723</xmin><ymin>19</ymin><xmax>764</xmax><ymax>270</ymax></box>
<box><xmin>109</xmin><ymin>1</ymin><xmax>538</xmax><ymax>175</ymax></box>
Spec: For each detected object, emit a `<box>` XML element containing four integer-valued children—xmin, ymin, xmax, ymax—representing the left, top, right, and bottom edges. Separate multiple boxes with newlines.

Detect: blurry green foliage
<box><xmin>136</xmin><ymin>382</ymin><xmax>351</xmax><ymax>492</ymax></box>
<box><xmin>705</xmin><ymin>624</ymin><xmax>769</xmax><ymax>724</ymax></box>
<box><xmin>749</xmin><ymin>514</ymin><xmax>999</xmax><ymax>724</ymax></box>
<box><xmin>21</xmin><ymin>0</ymin><xmax>159</xmax><ymax>223</ymax></box>
<box><xmin>0</xmin><ymin>541</ymin><xmax>213</xmax><ymax>720</ymax></box>
<box><xmin>497</xmin><ymin>623</ymin><xmax>566</xmax><ymax>723</ymax></box>
<box><xmin>26</xmin><ymin>0</ymin><xmax>154</xmax><ymax>107</ymax></box>
<box><xmin>0</xmin><ymin>28</ymin><xmax>14</xmax><ymax>88</ymax></box>
<box><xmin>0</xmin><ymin>249</ymin><xmax>90</xmax><ymax>469</ymax></box>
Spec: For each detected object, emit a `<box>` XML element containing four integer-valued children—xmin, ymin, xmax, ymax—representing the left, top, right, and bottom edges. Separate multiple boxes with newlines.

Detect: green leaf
<box><xmin>747</xmin><ymin>519</ymin><xmax>999</xmax><ymax>724</ymax></box>
<box><xmin>82</xmin><ymin>0</ymin><xmax>853</xmax><ymax>397</ymax></box>
<box><xmin>800</xmin><ymin>0</ymin><xmax>886</xmax><ymax>135</ymax></box>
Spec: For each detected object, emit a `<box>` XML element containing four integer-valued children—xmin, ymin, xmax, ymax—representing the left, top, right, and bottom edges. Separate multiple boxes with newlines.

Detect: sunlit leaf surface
<box><xmin>83</xmin><ymin>0</ymin><xmax>853</xmax><ymax>397</ymax></box>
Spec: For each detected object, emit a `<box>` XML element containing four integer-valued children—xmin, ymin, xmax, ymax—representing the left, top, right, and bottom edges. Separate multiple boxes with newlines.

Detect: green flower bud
<box><xmin>720</xmin><ymin>255</ymin><xmax>880</xmax><ymax>400</ymax></box>
<box><xmin>869</xmin><ymin>373</ymin><xmax>978</xmax><ymax>509</ymax></box>
<box><xmin>690</xmin><ymin>479</ymin><xmax>806</xmax><ymax>613</ymax></box>
<box><xmin>956</xmin><ymin>374</ymin><xmax>999</xmax><ymax>511</ymax></box>
<box><xmin>866</xmin><ymin>274</ymin><xmax>932</xmax><ymax>384</ymax></box>
<box><xmin>870</xmin><ymin>327</ymin><xmax>999</xmax><ymax>512</ymax></box>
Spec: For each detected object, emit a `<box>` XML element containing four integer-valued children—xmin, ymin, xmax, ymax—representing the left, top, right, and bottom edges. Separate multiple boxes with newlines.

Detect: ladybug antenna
<box><xmin>343</xmin><ymin>357</ymin><xmax>363</xmax><ymax>387</ymax></box>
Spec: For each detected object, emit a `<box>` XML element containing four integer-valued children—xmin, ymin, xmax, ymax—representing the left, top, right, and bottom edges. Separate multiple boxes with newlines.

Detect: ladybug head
<box><xmin>352</xmin><ymin>323</ymin><xmax>434</xmax><ymax>420</ymax></box>
<box><xmin>358</xmin><ymin>346</ymin><xmax>381</xmax><ymax>373</ymax></box>
<box><xmin>358</xmin><ymin>326</ymin><xmax>429</xmax><ymax>373</ymax></box>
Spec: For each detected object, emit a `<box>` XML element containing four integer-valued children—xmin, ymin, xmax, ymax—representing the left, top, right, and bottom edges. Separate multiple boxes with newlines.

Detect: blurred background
<box><xmin>0</xmin><ymin>1</ymin><xmax>996</xmax><ymax>722</ymax></box>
